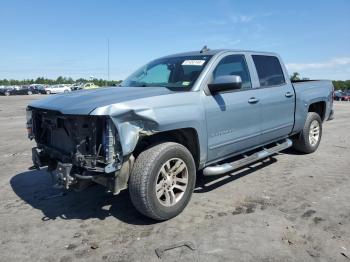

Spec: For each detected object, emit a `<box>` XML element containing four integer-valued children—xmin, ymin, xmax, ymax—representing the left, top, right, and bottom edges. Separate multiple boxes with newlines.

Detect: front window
<box><xmin>213</xmin><ymin>55</ymin><xmax>252</xmax><ymax>89</ymax></box>
<box><xmin>121</xmin><ymin>55</ymin><xmax>213</xmax><ymax>90</ymax></box>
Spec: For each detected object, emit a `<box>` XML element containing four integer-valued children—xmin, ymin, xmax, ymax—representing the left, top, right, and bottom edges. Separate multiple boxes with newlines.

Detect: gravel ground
<box><xmin>0</xmin><ymin>95</ymin><xmax>349</xmax><ymax>262</ymax></box>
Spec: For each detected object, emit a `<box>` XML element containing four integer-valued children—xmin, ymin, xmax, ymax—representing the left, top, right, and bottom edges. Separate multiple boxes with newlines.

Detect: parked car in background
<box><xmin>45</xmin><ymin>84</ymin><xmax>71</xmax><ymax>94</ymax></box>
<box><xmin>0</xmin><ymin>85</ymin><xmax>39</xmax><ymax>96</ymax></box>
<box><xmin>344</xmin><ymin>89</ymin><xmax>350</xmax><ymax>96</ymax></box>
<box><xmin>334</xmin><ymin>90</ymin><xmax>350</xmax><ymax>101</ymax></box>
<box><xmin>0</xmin><ymin>86</ymin><xmax>13</xmax><ymax>96</ymax></box>
<box><xmin>20</xmin><ymin>85</ymin><xmax>40</xmax><ymax>95</ymax></box>
<box><xmin>70</xmin><ymin>83</ymin><xmax>83</xmax><ymax>91</ymax></box>
<box><xmin>79</xmin><ymin>82</ymin><xmax>99</xmax><ymax>90</ymax></box>
<box><xmin>30</xmin><ymin>84</ymin><xmax>47</xmax><ymax>94</ymax></box>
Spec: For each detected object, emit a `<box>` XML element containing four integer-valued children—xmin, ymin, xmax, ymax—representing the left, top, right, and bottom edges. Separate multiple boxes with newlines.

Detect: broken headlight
<box><xmin>102</xmin><ymin>118</ymin><xmax>122</xmax><ymax>173</ymax></box>
<box><xmin>26</xmin><ymin>108</ymin><xmax>34</xmax><ymax>140</ymax></box>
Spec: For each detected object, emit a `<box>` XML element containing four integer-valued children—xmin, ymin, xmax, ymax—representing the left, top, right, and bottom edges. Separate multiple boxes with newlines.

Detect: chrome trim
<box><xmin>203</xmin><ymin>139</ymin><xmax>292</xmax><ymax>176</ymax></box>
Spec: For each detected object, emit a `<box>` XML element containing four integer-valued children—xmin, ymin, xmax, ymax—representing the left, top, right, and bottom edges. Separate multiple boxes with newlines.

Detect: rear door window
<box><xmin>252</xmin><ymin>55</ymin><xmax>285</xmax><ymax>87</ymax></box>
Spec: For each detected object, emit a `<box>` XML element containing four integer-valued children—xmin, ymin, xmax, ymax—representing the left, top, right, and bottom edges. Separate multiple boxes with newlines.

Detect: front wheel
<box><xmin>129</xmin><ymin>142</ymin><xmax>196</xmax><ymax>220</ymax></box>
<box><xmin>46</xmin><ymin>90</ymin><xmax>51</xmax><ymax>95</ymax></box>
<box><xmin>292</xmin><ymin>112</ymin><xmax>322</xmax><ymax>153</ymax></box>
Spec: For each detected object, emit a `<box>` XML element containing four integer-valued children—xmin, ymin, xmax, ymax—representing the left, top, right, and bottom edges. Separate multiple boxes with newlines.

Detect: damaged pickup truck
<box><xmin>27</xmin><ymin>48</ymin><xmax>334</xmax><ymax>220</ymax></box>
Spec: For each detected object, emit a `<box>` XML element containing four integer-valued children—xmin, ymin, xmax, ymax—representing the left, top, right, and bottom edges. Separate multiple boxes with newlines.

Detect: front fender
<box><xmin>90</xmin><ymin>102</ymin><xmax>207</xmax><ymax>165</ymax></box>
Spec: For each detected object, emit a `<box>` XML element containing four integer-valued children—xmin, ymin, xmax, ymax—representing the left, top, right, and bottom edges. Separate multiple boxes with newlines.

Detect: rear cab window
<box><xmin>252</xmin><ymin>55</ymin><xmax>285</xmax><ymax>87</ymax></box>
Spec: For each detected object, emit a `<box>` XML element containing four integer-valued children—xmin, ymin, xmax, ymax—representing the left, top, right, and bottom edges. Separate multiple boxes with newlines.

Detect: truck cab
<box><xmin>199</xmin><ymin>51</ymin><xmax>295</xmax><ymax>162</ymax></box>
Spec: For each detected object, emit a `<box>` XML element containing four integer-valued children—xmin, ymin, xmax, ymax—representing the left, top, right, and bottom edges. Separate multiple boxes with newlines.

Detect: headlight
<box><xmin>26</xmin><ymin>108</ymin><xmax>34</xmax><ymax>140</ymax></box>
<box><xmin>102</xmin><ymin>118</ymin><xmax>122</xmax><ymax>173</ymax></box>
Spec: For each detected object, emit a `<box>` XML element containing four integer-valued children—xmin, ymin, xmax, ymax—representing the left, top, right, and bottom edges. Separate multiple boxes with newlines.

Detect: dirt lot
<box><xmin>0</xmin><ymin>95</ymin><xmax>349</xmax><ymax>262</ymax></box>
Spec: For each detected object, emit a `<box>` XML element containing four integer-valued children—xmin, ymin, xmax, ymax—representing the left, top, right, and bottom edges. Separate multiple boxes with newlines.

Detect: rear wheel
<box><xmin>129</xmin><ymin>142</ymin><xmax>196</xmax><ymax>220</ymax></box>
<box><xmin>27</xmin><ymin>91</ymin><xmax>32</xmax><ymax>95</ymax></box>
<box><xmin>46</xmin><ymin>90</ymin><xmax>51</xmax><ymax>95</ymax></box>
<box><xmin>292</xmin><ymin>112</ymin><xmax>322</xmax><ymax>153</ymax></box>
<box><xmin>4</xmin><ymin>91</ymin><xmax>10</xmax><ymax>96</ymax></box>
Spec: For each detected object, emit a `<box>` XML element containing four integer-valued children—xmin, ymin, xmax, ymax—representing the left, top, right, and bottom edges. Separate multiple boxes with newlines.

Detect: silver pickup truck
<box><xmin>27</xmin><ymin>48</ymin><xmax>334</xmax><ymax>220</ymax></box>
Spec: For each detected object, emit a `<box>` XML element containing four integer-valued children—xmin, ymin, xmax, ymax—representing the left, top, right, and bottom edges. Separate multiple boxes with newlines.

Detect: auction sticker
<box><xmin>182</xmin><ymin>60</ymin><xmax>206</xmax><ymax>66</ymax></box>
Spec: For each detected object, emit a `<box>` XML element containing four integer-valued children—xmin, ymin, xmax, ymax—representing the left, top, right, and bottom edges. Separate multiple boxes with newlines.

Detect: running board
<box><xmin>203</xmin><ymin>139</ymin><xmax>292</xmax><ymax>176</ymax></box>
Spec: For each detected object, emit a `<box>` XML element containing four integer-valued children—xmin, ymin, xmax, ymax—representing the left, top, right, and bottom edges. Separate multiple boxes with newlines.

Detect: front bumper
<box><xmin>31</xmin><ymin>146</ymin><xmax>134</xmax><ymax>195</ymax></box>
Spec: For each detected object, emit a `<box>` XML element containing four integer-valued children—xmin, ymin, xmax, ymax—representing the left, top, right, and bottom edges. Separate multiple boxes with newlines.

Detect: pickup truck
<box><xmin>26</xmin><ymin>48</ymin><xmax>334</xmax><ymax>220</ymax></box>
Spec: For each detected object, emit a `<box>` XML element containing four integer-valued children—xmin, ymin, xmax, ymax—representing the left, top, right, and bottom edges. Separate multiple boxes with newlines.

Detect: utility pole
<box><xmin>107</xmin><ymin>38</ymin><xmax>110</xmax><ymax>86</ymax></box>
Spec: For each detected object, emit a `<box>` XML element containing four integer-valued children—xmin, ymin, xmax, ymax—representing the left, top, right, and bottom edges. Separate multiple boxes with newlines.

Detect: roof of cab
<box><xmin>160</xmin><ymin>49</ymin><xmax>278</xmax><ymax>59</ymax></box>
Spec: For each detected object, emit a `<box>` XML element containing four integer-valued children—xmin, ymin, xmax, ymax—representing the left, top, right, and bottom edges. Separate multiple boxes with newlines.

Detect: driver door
<box><xmin>204</xmin><ymin>54</ymin><xmax>263</xmax><ymax>162</ymax></box>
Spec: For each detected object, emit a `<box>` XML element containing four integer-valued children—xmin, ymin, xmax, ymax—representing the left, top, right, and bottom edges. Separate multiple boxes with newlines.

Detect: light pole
<box><xmin>107</xmin><ymin>38</ymin><xmax>110</xmax><ymax>86</ymax></box>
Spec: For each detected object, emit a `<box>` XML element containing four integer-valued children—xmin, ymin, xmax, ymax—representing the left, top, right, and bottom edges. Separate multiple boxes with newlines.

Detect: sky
<box><xmin>0</xmin><ymin>0</ymin><xmax>349</xmax><ymax>81</ymax></box>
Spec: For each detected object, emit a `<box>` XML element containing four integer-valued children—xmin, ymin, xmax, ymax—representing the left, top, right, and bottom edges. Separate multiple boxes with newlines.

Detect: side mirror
<box><xmin>208</xmin><ymin>75</ymin><xmax>242</xmax><ymax>94</ymax></box>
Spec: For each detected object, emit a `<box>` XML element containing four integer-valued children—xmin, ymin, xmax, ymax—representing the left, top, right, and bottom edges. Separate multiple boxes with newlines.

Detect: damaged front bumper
<box><xmin>29</xmin><ymin>108</ymin><xmax>134</xmax><ymax>195</ymax></box>
<box><xmin>32</xmin><ymin>146</ymin><xmax>134</xmax><ymax>194</ymax></box>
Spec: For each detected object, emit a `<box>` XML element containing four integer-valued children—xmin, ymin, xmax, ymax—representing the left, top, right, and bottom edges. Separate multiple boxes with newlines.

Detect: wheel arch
<box><xmin>133</xmin><ymin>128</ymin><xmax>201</xmax><ymax>170</ymax></box>
<box><xmin>308</xmin><ymin>100</ymin><xmax>326</xmax><ymax>121</ymax></box>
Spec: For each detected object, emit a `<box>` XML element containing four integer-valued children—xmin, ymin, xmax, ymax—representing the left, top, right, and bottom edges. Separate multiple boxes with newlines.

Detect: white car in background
<box><xmin>45</xmin><ymin>84</ymin><xmax>71</xmax><ymax>94</ymax></box>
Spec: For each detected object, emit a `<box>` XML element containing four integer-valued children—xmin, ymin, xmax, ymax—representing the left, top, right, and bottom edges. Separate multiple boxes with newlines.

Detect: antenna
<box><xmin>200</xmin><ymin>45</ymin><xmax>210</xmax><ymax>53</ymax></box>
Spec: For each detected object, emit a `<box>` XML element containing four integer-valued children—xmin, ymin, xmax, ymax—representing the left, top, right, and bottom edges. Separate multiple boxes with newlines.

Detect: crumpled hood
<box><xmin>29</xmin><ymin>86</ymin><xmax>172</xmax><ymax>115</ymax></box>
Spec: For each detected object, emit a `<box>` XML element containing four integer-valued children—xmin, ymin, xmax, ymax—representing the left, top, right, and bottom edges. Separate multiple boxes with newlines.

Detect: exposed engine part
<box><xmin>53</xmin><ymin>162</ymin><xmax>75</xmax><ymax>189</ymax></box>
<box><xmin>29</xmin><ymin>108</ymin><xmax>132</xmax><ymax>194</ymax></box>
<box><xmin>29</xmin><ymin>108</ymin><xmax>122</xmax><ymax>173</ymax></box>
<box><xmin>92</xmin><ymin>154</ymin><xmax>134</xmax><ymax>194</ymax></box>
<box><xmin>103</xmin><ymin>118</ymin><xmax>122</xmax><ymax>173</ymax></box>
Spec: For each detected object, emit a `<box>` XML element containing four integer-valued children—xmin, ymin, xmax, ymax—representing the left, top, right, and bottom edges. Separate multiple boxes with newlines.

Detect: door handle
<box><xmin>285</xmin><ymin>92</ymin><xmax>293</xmax><ymax>98</ymax></box>
<box><xmin>248</xmin><ymin>97</ymin><xmax>259</xmax><ymax>104</ymax></box>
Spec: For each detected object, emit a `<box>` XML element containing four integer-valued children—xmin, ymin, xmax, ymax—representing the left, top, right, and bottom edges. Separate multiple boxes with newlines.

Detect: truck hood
<box><xmin>29</xmin><ymin>86</ymin><xmax>173</xmax><ymax>115</ymax></box>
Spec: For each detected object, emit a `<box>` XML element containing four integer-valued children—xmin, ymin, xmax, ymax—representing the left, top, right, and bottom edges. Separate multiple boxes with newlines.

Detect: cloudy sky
<box><xmin>0</xmin><ymin>0</ymin><xmax>349</xmax><ymax>80</ymax></box>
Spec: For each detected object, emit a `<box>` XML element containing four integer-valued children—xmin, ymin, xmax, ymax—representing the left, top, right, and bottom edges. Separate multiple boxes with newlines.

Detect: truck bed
<box><xmin>292</xmin><ymin>79</ymin><xmax>334</xmax><ymax>133</ymax></box>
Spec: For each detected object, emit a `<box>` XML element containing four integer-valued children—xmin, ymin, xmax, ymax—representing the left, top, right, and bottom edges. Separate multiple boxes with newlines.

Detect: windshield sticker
<box><xmin>182</xmin><ymin>81</ymin><xmax>190</xmax><ymax>86</ymax></box>
<box><xmin>182</xmin><ymin>60</ymin><xmax>206</xmax><ymax>66</ymax></box>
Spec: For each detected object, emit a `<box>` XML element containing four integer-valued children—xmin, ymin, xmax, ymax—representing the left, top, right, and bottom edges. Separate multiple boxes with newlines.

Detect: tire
<box><xmin>129</xmin><ymin>142</ymin><xmax>196</xmax><ymax>220</ymax></box>
<box><xmin>46</xmin><ymin>90</ymin><xmax>51</xmax><ymax>95</ymax></box>
<box><xmin>27</xmin><ymin>91</ymin><xmax>32</xmax><ymax>95</ymax></box>
<box><xmin>4</xmin><ymin>91</ymin><xmax>10</xmax><ymax>96</ymax></box>
<box><xmin>292</xmin><ymin>112</ymin><xmax>322</xmax><ymax>154</ymax></box>
<box><xmin>64</xmin><ymin>90</ymin><xmax>69</xmax><ymax>93</ymax></box>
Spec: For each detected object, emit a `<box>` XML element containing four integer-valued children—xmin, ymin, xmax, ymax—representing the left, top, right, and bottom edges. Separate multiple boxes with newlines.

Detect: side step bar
<box><xmin>203</xmin><ymin>139</ymin><xmax>292</xmax><ymax>176</ymax></box>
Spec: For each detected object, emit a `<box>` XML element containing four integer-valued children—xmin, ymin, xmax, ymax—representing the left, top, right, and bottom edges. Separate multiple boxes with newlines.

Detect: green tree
<box><xmin>290</xmin><ymin>72</ymin><xmax>300</xmax><ymax>81</ymax></box>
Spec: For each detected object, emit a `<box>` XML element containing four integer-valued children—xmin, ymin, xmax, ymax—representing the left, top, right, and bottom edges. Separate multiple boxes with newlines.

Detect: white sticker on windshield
<box><xmin>182</xmin><ymin>60</ymin><xmax>206</xmax><ymax>66</ymax></box>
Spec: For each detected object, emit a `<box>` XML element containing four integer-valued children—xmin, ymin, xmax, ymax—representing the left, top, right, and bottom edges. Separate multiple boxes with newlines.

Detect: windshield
<box><xmin>121</xmin><ymin>55</ymin><xmax>212</xmax><ymax>90</ymax></box>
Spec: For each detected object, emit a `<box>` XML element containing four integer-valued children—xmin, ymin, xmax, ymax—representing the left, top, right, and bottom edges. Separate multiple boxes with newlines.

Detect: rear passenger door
<box><xmin>251</xmin><ymin>55</ymin><xmax>294</xmax><ymax>144</ymax></box>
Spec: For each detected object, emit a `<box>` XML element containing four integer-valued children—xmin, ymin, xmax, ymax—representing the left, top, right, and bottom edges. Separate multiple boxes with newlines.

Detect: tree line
<box><xmin>1</xmin><ymin>73</ymin><xmax>349</xmax><ymax>90</ymax></box>
<box><xmin>0</xmin><ymin>76</ymin><xmax>122</xmax><ymax>87</ymax></box>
